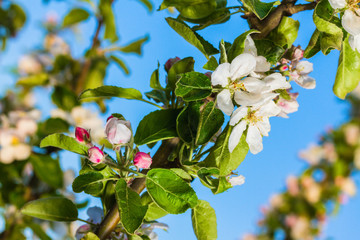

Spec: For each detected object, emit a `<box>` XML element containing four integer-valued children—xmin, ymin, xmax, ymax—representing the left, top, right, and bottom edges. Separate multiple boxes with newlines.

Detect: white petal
<box><xmin>342</xmin><ymin>10</ymin><xmax>360</xmax><ymax>36</ymax></box>
<box><xmin>235</xmin><ymin>91</ymin><xmax>278</xmax><ymax>107</ymax></box>
<box><xmin>230</xmin><ymin>53</ymin><xmax>257</xmax><ymax>80</ymax></box>
<box><xmin>244</xmin><ymin>36</ymin><xmax>257</xmax><ymax>56</ymax></box>
<box><xmin>328</xmin><ymin>0</ymin><xmax>347</xmax><ymax>9</ymax></box>
<box><xmin>246</xmin><ymin>124</ymin><xmax>263</xmax><ymax>154</ymax></box>
<box><xmin>256</xmin><ymin>117</ymin><xmax>270</xmax><ymax>136</ymax></box>
<box><xmin>228</xmin><ymin>120</ymin><xmax>247</xmax><ymax>153</ymax></box>
<box><xmin>216</xmin><ymin>89</ymin><xmax>234</xmax><ymax>116</ymax></box>
<box><xmin>230</xmin><ymin>107</ymin><xmax>248</xmax><ymax>126</ymax></box>
<box><xmin>228</xmin><ymin>175</ymin><xmax>245</xmax><ymax>186</ymax></box>
<box><xmin>295</xmin><ymin>75</ymin><xmax>316</xmax><ymax>89</ymax></box>
<box><xmin>263</xmin><ymin>73</ymin><xmax>291</xmax><ymax>91</ymax></box>
<box><xmin>258</xmin><ymin>100</ymin><xmax>281</xmax><ymax>117</ymax></box>
<box><xmin>241</xmin><ymin>77</ymin><xmax>269</xmax><ymax>93</ymax></box>
<box><xmin>349</xmin><ymin>34</ymin><xmax>360</xmax><ymax>52</ymax></box>
<box><xmin>295</xmin><ymin>61</ymin><xmax>313</xmax><ymax>75</ymax></box>
<box><xmin>255</xmin><ymin>56</ymin><xmax>271</xmax><ymax>72</ymax></box>
<box><xmin>211</xmin><ymin>63</ymin><xmax>231</xmax><ymax>87</ymax></box>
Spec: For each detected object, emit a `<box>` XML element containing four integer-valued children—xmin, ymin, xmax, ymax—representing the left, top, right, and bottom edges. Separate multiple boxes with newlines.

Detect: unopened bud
<box><xmin>75</xmin><ymin>127</ymin><xmax>91</xmax><ymax>144</ymax></box>
<box><xmin>105</xmin><ymin>116</ymin><xmax>132</xmax><ymax>145</ymax></box>
<box><xmin>165</xmin><ymin>57</ymin><xmax>181</xmax><ymax>72</ymax></box>
<box><xmin>134</xmin><ymin>152</ymin><xmax>152</xmax><ymax>169</ymax></box>
<box><xmin>88</xmin><ymin>146</ymin><xmax>104</xmax><ymax>164</ymax></box>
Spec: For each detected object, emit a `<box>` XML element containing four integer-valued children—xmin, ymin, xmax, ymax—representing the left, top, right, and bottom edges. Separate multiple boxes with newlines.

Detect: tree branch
<box><xmin>242</xmin><ymin>1</ymin><xmax>317</xmax><ymax>39</ymax></box>
<box><xmin>95</xmin><ymin>138</ymin><xmax>180</xmax><ymax>239</ymax></box>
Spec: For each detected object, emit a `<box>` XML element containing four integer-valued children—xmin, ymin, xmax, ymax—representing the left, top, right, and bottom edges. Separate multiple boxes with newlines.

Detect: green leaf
<box><xmin>195</xmin><ymin>102</ymin><xmax>224</xmax><ymax>145</ymax></box>
<box><xmin>304</xmin><ymin>29</ymin><xmax>321</xmax><ymax>58</ymax></box>
<box><xmin>30</xmin><ymin>154</ymin><xmax>63</xmax><ymax>189</ymax></box>
<box><xmin>146</xmin><ymin>169</ymin><xmax>198</xmax><ymax>214</ymax></box>
<box><xmin>51</xmin><ymin>86</ymin><xmax>79</xmax><ymax>111</ymax></box>
<box><xmin>115</xmin><ymin>179</ymin><xmax>148</xmax><ymax>234</ymax></box>
<box><xmin>81</xmin><ymin>232</ymin><xmax>100</xmax><ymax>240</ymax></box>
<box><xmin>268</xmin><ymin>16</ymin><xmax>299</xmax><ymax>48</ymax></box>
<box><xmin>254</xmin><ymin>39</ymin><xmax>285</xmax><ymax>64</ymax></box>
<box><xmin>135</xmin><ymin>0</ymin><xmax>154</xmax><ymax>12</ymax></box>
<box><xmin>176</xmin><ymin>102</ymin><xmax>201</xmax><ymax>143</ymax></box>
<box><xmin>79</xmin><ymin>86</ymin><xmax>143</xmax><ymax>101</ymax></box>
<box><xmin>166</xmin><ymin>18</ymin><xmax>219</xmax><ymax>58</ymax></box>
<box><xmin>240</xmin><ymin>0</ymin><xmax>276</xmax><ymax>20</ymax></box>
<box><xmin>134</xmin><ymin>109</ymin><xmax>180</xmax><ymax>145</ymax></box>
<box><xmin>203</xmin><ymin>56</ymin><xmax>218</xmax><ymax>71</ymax></box>
<box><xmin>227</xmin><ymin>29</ymin><xmax>259</xmax><ymax>62</ymax></box>
<box><xmin>333</xmin><ymin>37</ymin><xmax>360</xmax><ymax>99</ymax></box>
<box><xmin>313</xmin><ymin>0</ymin><xmax>343</xmax><ymax>52</ymax></box>
<box><xmin>161</xmin><ymin>0</ymin><xmax>217</xmax><ymax>20</ymax></box>
<box><xmin>201</xmin><ymin>125</ymin><xmax>249</xmax><ymax>176</ymax></box>
<box><xmin>150</xmin><ymin>64</ymin><xmax>164</xmax><ymax>90</ymax></box>
<box><xmin>40</xmin><ymin>118</ymin><xmax>70</xmax><ymax>135</ymax></box>
<box><xmin>72</xmin><ymin>172</ymin><xmax>106</xmax><ymax>195</ymax></box>
<box><xmin>219</xmin><ymin>39</ymin><xmax>228</xmax><ymax>63</ymax></box>
<box><xmin>167</xmin><ymin>57</ymin><xmax>195</xmax><ymax>90</ymax></box>
<box><xmin>110</xmin><ymin>55</ymin><xmax>130</xmax><ymax>75</ymax></box>
<box><xmin>99</xmin><ymin>0</ymin><xmax>118</xmax><ymax>42</ymax></box>
<box><xmin>40</xmin><ymin>133</ymin><xmax>89</xmax><ymax>155</ymax></box>
<box><xmin>62</xmin><ymin>8</ymin><xmax>90</xmax><ymax>27</ymax></box>
<box><xmin>17</xmin><ymin>73</ymin><xmax>48</xmax><ymax>86</ymax></box>
<box><xmin>170</xmin><ymin>168</ymin><xmax>192</xmax><ymax>181</ymax></box>
<box><xmin>27</xmin><ymin>222</ymin><xmax>51</xmax><ymax>240</ymax></box>
<box><xmin>141</xmin><ymin>192</ymin><xmax>168</xmax><ymax>221</ymax></box>
<box><xmin>197</xmin><ymin>167</ymin><xmax>220</xmax><ymax>189</ymax></box>
<box><xmin>145</xmin><ymin>90</ymin><xmax>167</xmax><ymax>104</ymax></box>
<box><xmin>191</xmin><ymin>200</ymin><xmax>217</xmax><ymax>240</ymax></box>
<box><xmin>175</xmin><ymin>72</ymin><xmax>212</xmax><ymax>101</ymax></box>
<box><xmin>21</xmin><ymin>197</ymin><xmax>78</xmax><ymax>222</ymax></box>
<box><xmin>119</xmin><ymin>36</ymin><xmax>149</xmax><ymax>55</ymax></box>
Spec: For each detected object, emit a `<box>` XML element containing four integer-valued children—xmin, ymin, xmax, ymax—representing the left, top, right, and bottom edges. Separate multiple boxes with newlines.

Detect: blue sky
<box><xmin>1</xmin><ymin>0</ymin><xmax>360</xmax><ymax>239</ymax></box>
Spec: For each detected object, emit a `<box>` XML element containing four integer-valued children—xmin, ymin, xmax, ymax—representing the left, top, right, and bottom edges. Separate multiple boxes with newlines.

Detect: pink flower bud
<box><xmin>88</xmin><ymin>146</ymin><xmax>104</xmax><ymax>164</ymax></box>
<box><xmin>165</xmin><ymin>57</ymin><xmax>181</xmax><ymax>72</ymax></box>
<box><xmin>280</xmin><ymin>65</ymin><xmax>288</xmax><ymax>72</ymax></box>
<box><xmin>75</xmin><ymin>127</ymin><xmax>91</xmax><ymax>144</ymax></box>
<box><xmin>292</xmin><ymin>48</ymin><xmax>304</xmax><ymax>60</ymax></box>
<box><xmin>105</xmin><ymin>117</ymin><xmax>132</xmax><ymax>145</ymax></box>
<box><xmin>134</xmin><ymin>152</ymin><xmax>152</xmax><ymax>169</ymax></box>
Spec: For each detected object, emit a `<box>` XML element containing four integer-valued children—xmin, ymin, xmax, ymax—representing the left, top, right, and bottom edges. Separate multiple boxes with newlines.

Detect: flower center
<box><xmin>11</xmin><ymin>136</ymin><xmax>20</xmax><ymax>145</ymax></box>
<box><xmin>246</xmin><ymin>110</ymin><xmax>263</xmax><ymax>123</ymax></box>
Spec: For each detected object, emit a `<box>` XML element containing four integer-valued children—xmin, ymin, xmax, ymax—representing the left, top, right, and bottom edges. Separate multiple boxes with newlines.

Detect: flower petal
<box><xmin>255</xmin><ymin>56</ymin><xmax>271</xmax><ymax>72</ymax></box>
<box><xmin>230</xmin><ymin>53</ymin><xmax>257</xmax><ymax>80</ymax></box>
<box><xmin>244</xmin><ymin>36</ymin><xmax>257</xmax><ymax>56</ymax></box>
<box><xmin>349</xmin><ymin>34</ymin><xmax>360</xmax><ymax>52</ymax></box>
<box><xmin>256</xmin><ymin>117</ymin><xmax>270</xmax><ymax>137</ymax></box>
<box><xmin>263</xmin><ymin>73</ymin><xmax>291</xmax><ymax>91</ymax></box>
<box><xmin>246</xmin><ymin>124</ymin><xmax>263</xmax><ymax>154</ymax></box>
<box><xmin>295</xmin><ymin>61</ymin><xmax>313</xmax><ymax>75</ymax></box>
<box><xmin>258</xmin><ymin>100</ymin><xmax>281</xmax><ymax>117</ymax></box>
<box><xmin>241</xmin><ymin>77</ymin><xmax>269</xmax><ymax>93</ymax></box>
<box><xmin>234</xmin><ymin>91</ymin><xmax>278</xmax><ymax>107</ymax></box>
<box><xmin>211</xmin><ymin>63</ymin><xmax>231</xmax><ymax>87</ymax></box>
<box><xmin>216</xmin><ymin>89</ymin><xmax>234</xmax><ymax>116</ymax></box>
<box><xmin>342</xmin><ymin>10</ymin><xmax>360</xmax><ymax>36</ymax></box>
<box><xmin>295</xmin><ymin>75</ymin><xmax>316</xmax><ymax>89</ymax></box>
<box><xmin>230</xmin><ymin>106</ymin><xmax>248</xmax><ymax>126</ymax></box>
<box><xmin>228</xmin><ymin>120</ymin><xmax>247</xmax><ymax>153</ymax></box>
<box><xmin>328</xmin><ymin>0</ymin><xmax>347</xmax><ymax>9</ymax></box>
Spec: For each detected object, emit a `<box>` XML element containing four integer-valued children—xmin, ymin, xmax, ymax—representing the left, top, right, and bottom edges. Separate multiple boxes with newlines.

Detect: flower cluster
<box><xmin>329</xmin><ymin>0</ymin><xmax>360</xmax><ymax>52</ymax></box>
<box><xmin>211</xmin><ymin>38</ymin><xmax>315</xmax><ymax>154</ymax></box>
<box><xmin>0</xmin><ymin>109</ymin><xmax>40</xmax><ymax>163</ymax></box>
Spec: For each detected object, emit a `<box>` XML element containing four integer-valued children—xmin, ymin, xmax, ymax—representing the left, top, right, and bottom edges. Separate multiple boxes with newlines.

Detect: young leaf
<box><xmin>254</xmin><ymin>39</ymin><xmax>285</xmax><ymax>64</ymax></box>
<box><xmin>166</xmin><ymin>17</ymin><xmax>219</xmax><ymax>58</ymax></box>
<box><xmin>304</xmin><ymin>29</ymin><xmax>321</xmax><ymax>58</ymax></box>
<box><xmin>195</xmin><ymin>102</ymin><xmax>224</xmax><ymax>145</ymax></box>
<box><xmin>201</xmin><ymin>125</ymin><xmax>249</xmax><ymax>176</ymax></box>
<box><xmin>17</xmin><ymin>73</ymin><xmax>48</xmax><ymax>86</ymax></box>
<box><xmin>115</xmin><ymin>179</ymin><xmax>148</xmax><ymax>234</ymax></box>
<box><xmin>167</xmin><ymin>57</ymin><xmax>195</xmax><ymax>90</ymax></box>
<box><xmin>52</xmin><ymin>86</ymin><xmax>79</xmax><ymax>111</ymax></box>
<box><xmin>175</xmin><ymin>72</ymin><xmax>212</xmax><ymax>101</ymax></box>
<box><xmin>145</xmin><ymin>90</ymin><xmax>167</xmax><ymax>104</ymax></box>
<box><xmin>146</xmin><ymin>168</ymin><xmax>198</xmax><ymax>214</ymax></box>
<box><xmin>268</xmin><ymin>16</ymin><xmax>299</xmax><ymax>48</ymax></box>
<box><xmin>62</xmin><ymin>8</ymin><xmax>90</xmax><ymax>28</ymax></box>
<box><xmin>110</xmin><ymin>55</ymin><xmax>130</xmax><ymax>75</ymax></box>
<box><xmin>99</xmin><ymin>0</ymin><xmax>118</xmax><ymax>42</ymax></box>
<box><xmin>240</xmin><ymin>0</ymin><xmax>276</xmax><ymax>20</ymax></box>
<box><xmin>219</xmin><ymin>39</ymin><xmax>228</xmax><ymax>63</ymax></box>
<box><xmin>119</xmin><ymin>35</ymin><xmax>149</xmax><ymax>55</ymax></box>
<box><xmin>333</xmin><ymin>37</ymin><xmax>360</xmax><ymax>99</ymax></box>
<box><xmin>82</xmin><ymin>232</ymin><xmax>100</xmax><ymax>240</ymax></box>
<box><xmin>150</xmin><ymin>64</ymin><xmax>164</xmax><ymax>90</ymax></box>
<box><xmin>72</xmin><ymin>172</ymin><xmax>106</xmax><ymax>196</ymax></box>
<box><xmin>191</xmin><ymin>200</ymin><xmax>217</xmax><ymax>240</ymax></box>
<box><xmin>79</xmin><ymin>86</ymin><xmax>143</xmax><ymax>101</ymax></box>
<box><xmin>176</xmin><ymin>102</ymin><xmax>202</xmax><ymax>143</ymax></box>
<box><xmin>141</xmin><ymin>192</ymin><xmax>169</xmax><ymax>221</ymax></box>
<box><xmin>40</xmin><ymin>133</ymin><xmax>89</xmax><ymax>155</ymax></box>
<box><xmin>227</xmin><ymin>29</ymin><xmax>259</xmax><ymax>62</ymax></box>
<box><xmin>21</xmin><ymin>197</ymin><xmax>78</xmax><ymax>222</ymax></box>
<box><xmin>30</xmin><ymin>154</ymin><xmax>63</xmax><ymax>189</ymax></box>
<box><xmin>134</xmin><ymin>109</ymin><xmax>180</xmax><ymax>145</ymax></box>
<box><xmin>203</xmin><ymin>56</ymin><xmax>218</xmax><ymax>71</ymax></box>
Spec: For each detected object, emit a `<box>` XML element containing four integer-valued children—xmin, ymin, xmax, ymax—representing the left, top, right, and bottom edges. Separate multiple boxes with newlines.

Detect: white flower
<box><xmin>16</xmin><ymin>118</ymin><xmax>38</xmax><ymax>136</ymax></box>
<box><xmin>328</xmin><ymin>0</ymin><xmax>347</xmax><ymax>9</ymax></box>
<box><xmin>105</xmin><ymin>116</ymin><xmax>132</xmax><ymax>145</ymax></box>
<box><xmin>18</xmin><ymin>55</ymin><xmax>42</xmax><ymax>75</ymax></box>
<box><xmin>276</xmin><ymin>92</ymin><xmax>299</xmax><ymax>118</ymax></box>
<box><xmin>228</xmin><ymin>101</ymin><xmax>281</xmax><ymax>154</ymax></box>
<box><xmin>0</xmin><ymin>130</ymin><xmax>31</xmax><ymax>164</ymax></box>
<box><xmin>299</xmin><ymin>144</ymin><xmax>324</xmax><ymax>165</ymax></box>
<box><xmin>341</xmin><ymin>178</ymin><xmax>357</xmax><ymax>196</ymax></box>
<box><xmin>228</xmin><ymin>175</ymin><xmax>245</xmax><ymax>186</ymax></box>
<box><xmin>290</xmin><ymin>61</ymin><xmax>316</xmax><ymax>89</ymax></box>
<box><xmin>269</xmin><ymin>194</ymin><xmax>284</xmax><ymax>209</ymax></box>
<box><xmin>349</xmin><ymin>34</ymin><xmax>360</xmax><ymax>52</ymax></box>
<box><xmin>342</xmin><ymin>10</ymin><xmax>360</xmax><ymax>37</ymax></box>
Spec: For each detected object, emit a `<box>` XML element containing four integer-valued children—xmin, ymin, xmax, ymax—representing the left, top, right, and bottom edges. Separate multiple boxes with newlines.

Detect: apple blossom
<box><xmin>105</xmin><ymin>116</ymin><xmax>132</xmax><ymax>145</ymax></box>
<box><xmin>299</xmin><ymin>144</ymin><xmax>324</xmax><ymax>165</ymax></box>
<box><xmin>328</xmin><ymin>0</ymin><xmax>347</xmax><ymax>9</ymax></box>
<box><xmin>75</xmin><ymin>127</ymin><xmax>91</xmax><ymax>144</ymax></box>
<box><xmin>342</xmin><ymin>10</ymin><xmax>360</xmax><ymax>37</ymax></box>
<box><xmin>0</xmin><ymin>130</ymin><xmax>31</xmax><ymax>164</ymax></box>
<box><xmin>134</xmin><ymin>152</ymin><xmax>152</xmax><ymax>169</ymax></box>
<box><xmin>16</xmin><ymin>118</ymin><xmax>38</xmax><ymax>136</ymax></box>
<box><xmin>269</xmin><ymin>194</ymin><xmax>284</xmax><ymax>209</ymax></box>
<box><xmin>349</xmin><ymin>34</ymin><xmax>360</xmax><ymax>52</ymax></box>
<box><xmin>276</xmin><ymin>92</ymin><xmax>299</xmax><ymax>118</ymax></box>
<box><xmin>291</xmin><ymin>217</ymin><xmax>311</xmax><ymax>240</ymax></box>
<box><xmin>228</xmin><ymin>175</ymin><xmax>245</xmax><ymax>186</ymax></box>
<box><xmin>18</xmin><ymin>55</ymin><xmax>42</xmax><ymax>75</ymax></box>
<box><xmin>88</xmin><ymin>146</ymin><xmax>105</xmax><ymax>164</ymax></box>
<box><xmin>290</xmin><ymin>61</ymin><xmax>316</xmax><ymax>89</ymax></box>
<box><xmin>228</xmin><ymin>100</ymin><xmax>281</xmax><ymax>154</ymax></box>
<box><xmin>286</xmin><ymin>175</ymin><xmax>300</xmax><ymax>196</ymax></box>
